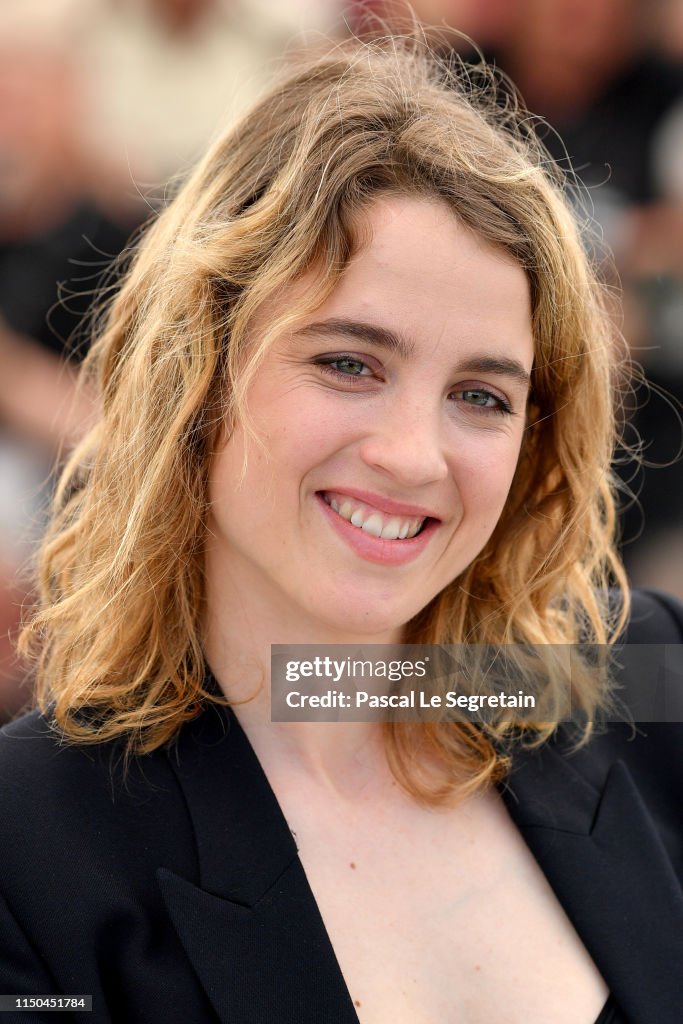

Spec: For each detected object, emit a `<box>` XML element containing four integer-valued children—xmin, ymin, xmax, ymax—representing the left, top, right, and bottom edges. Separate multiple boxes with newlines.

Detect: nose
<box><xmin>357</xmin><ymin>397</ymin><xmax>450</xmax><ymax>488</ymax></box>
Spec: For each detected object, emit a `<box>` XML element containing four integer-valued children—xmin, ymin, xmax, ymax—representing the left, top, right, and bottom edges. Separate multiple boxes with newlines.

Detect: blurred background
<box><xmin>1</xmin><ymin>0</ymin><xmax>682</xmax><ymax>719</ymax></box>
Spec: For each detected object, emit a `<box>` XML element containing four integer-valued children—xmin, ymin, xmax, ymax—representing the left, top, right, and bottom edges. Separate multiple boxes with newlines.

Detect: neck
<box><xmin>203</xmin><ymin>555</ymin><xmax>403</xmax><ymax>795</ymax></box>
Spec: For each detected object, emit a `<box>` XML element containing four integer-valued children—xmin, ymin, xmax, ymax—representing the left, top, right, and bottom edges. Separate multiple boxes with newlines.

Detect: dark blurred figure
<box><xmin>0</xmin><ymin>44</ymin><xmax>142</xmax><ymax>720</ymax></box>
<box><xmin>0</xmin><ymin>46</ymin><xmax>139</xmax><ymax>379</ymax></box>
<box><xmin>492</xmin><ymin>0</ymin><xmax>683</xmax><ymax>596</ymax></box>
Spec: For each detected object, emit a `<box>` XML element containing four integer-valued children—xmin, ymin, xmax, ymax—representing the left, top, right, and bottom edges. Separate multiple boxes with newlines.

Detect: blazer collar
<box><xmin>160</xmin><ymin>705</ymin><xmax>683</xmax><ymax>1024</ymax></box>
<box><xmin>502</xmin><ymin>736</ymin><xmax>683</xmax><ymax>1024</ymax></box>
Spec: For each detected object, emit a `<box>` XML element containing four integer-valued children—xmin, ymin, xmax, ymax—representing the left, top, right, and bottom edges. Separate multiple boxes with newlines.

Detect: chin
<box><xmin>308</xmin><ymin>585</ymin><xmax>423</xmax><ymax>641</ymax></box>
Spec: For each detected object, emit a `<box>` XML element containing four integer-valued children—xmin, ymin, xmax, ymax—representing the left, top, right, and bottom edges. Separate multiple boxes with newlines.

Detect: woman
<box><xmin>1</xmin><ymin>37</ymin><xmax>681</xmax><ymax>1024</ymax></box>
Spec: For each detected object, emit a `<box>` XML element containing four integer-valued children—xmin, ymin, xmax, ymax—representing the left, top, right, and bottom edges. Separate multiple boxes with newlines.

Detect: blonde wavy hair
<box><xmin>21</xmin><ymin>36</ymin><xmax>630</xmax><ymax>802</ymax></box>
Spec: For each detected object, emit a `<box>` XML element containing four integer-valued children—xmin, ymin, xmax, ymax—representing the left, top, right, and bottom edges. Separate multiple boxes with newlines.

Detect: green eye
<box><xmin>454</xmin><ymin>388</ymin><xmax>512</xmax><ymax>415</ymax></box>
<box><xmin>334</xmin><ymin>357</ymin><xmax>368</xmax><ymax>376</ymax></box>
<box><xmin>314</xmin><ymin>354</ymin><xmax>375</xmax><ymax>383</ymax></box>
<box><xmin>462</xmin><ymin>389</ymin><xmax>496</xmax><ymax>407</ymax></box>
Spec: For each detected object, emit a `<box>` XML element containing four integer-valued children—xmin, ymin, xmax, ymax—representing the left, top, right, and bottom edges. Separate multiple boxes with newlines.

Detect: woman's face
<box><xmin>206</xmin><ymin>195</ymin><xmax>534</xmax><ymax>640</ymax></box>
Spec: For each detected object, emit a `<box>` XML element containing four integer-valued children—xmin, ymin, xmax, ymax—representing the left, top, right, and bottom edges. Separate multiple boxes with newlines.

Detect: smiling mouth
<box><xmin>320</xmin><ymin>491</ymin><xmax>431</xmax><ymax>540</ymax></box>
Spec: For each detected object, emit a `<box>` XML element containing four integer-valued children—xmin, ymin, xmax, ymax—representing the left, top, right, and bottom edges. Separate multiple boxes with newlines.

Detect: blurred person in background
<box><xmin>81</xmin><ymin>0</ymin><xmax>342</xmax><ymax>184</ymax></box>
<box><xmin>0</xmin><ymin>29</ymin><xmax>142</xmax><ymax>720</ymax></box>
<box><xmin>488</xmin><ymin>0</ymin><xmax>683</xmax><ymax>598</ymax></box>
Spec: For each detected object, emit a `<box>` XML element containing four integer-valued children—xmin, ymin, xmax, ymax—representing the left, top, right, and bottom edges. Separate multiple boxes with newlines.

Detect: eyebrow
<box><xmin>298</xmin><ymin>317</ymin><xmax>414</xmax><ymax>360</ymax></box>
<box><xmin>297</xmin><ymin>317</ymin><xmax>532</xmax><ymax>389</ymax></box>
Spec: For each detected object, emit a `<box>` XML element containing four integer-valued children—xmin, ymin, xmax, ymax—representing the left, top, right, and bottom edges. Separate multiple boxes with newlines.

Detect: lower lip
<box><xmin>316</xmin><ymin>493</ymin><xmax>440</xmax><ymax>566</ymax></box>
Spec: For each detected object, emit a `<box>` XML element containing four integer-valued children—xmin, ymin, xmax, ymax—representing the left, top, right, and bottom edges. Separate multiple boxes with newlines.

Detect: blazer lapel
<box><xmin>501</xmin><ymin>738</ymin><xmax>683</xmax><ymax>1024</ymax></box>
<box><xmin>159</xmin><ymin>704</ymin><xmax>359</xmax><ymax>1024</ymax></box>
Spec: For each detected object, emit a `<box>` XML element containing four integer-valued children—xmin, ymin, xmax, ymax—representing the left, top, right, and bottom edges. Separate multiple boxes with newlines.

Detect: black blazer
<box><xmin>1</xmin><ymin>589</ymin><xmax>682</xmax><ymax>1024</ymax></box>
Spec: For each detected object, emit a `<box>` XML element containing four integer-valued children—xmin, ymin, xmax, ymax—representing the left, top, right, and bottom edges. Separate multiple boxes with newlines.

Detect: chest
<box><xmin>285</xmin><ymin>788</ymin><xmax>609</xmax><ymax>1024</ymax></box>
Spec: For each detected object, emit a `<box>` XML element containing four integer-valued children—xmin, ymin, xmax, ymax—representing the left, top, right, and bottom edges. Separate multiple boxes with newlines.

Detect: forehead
<box><xmin>299</xmin><ymin>195</ymin><xmax>534</xmax><ymax>363</ymax></box>
<box><xmin>348</xmin><ymin>193</ymin><xmax>528</xmax><ymax>292</ymax></box>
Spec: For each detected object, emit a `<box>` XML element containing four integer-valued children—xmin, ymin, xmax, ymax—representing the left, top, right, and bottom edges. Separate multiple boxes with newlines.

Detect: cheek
<box><xmin>455</xmin><ymin>433</ymin><xmax>525</xmax><ymax>521</ymax></box>
<box><xmin>208</xmin><ymin>404</ymin><xmax>339</xmax><ymax>528</ymax></box>
<box><xmin>208</xmin><ymin>429</ymin><xmax>271</xmax><ymax>532</ymax></box>
<box><xmin>252</xmin><ymin>379</ymin><xmax>358</xmax><ymax>450</ymax></box>
<box><xmin>265</xmin><ymin>395</ymin><xmax>364</xmax><ymax>481</ymax></box>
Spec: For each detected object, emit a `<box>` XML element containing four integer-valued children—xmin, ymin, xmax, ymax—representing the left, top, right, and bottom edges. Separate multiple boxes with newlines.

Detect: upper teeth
<box><xmin>323</xmin><ymin>493</ymin><xmax>425</xmax><ymax>540</ymax></box>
